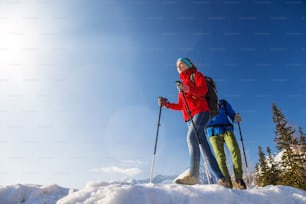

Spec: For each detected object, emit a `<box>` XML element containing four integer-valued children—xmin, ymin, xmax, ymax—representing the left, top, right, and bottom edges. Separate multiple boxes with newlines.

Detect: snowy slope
<box><xmin>0</xmin><ymin>182</ymin><xmax>305</xmax><ymax>204</ymax></box>
<box><xmin>59</xmin><ymin>182</ymin><xmax>306</xmax><ymax>204</ymax></box>
<box><xmin>0</xmin><ymin>184</ymin><xmax>71</xmax><ymax>204</ymax></box>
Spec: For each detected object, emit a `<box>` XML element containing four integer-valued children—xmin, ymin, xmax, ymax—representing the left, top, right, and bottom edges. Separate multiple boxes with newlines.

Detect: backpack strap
<box><xmin>219</xmin><ymin>99</ymin><xmax>228</xmax><ymax>115</ymax></box>
<box><xmin>189</xmin><ymin>73</ymin><xmax>206</xmax><ymax>99</ymax></box>
<box><xmin>190</xmin><ymin>73</ymin><xmax>195</xmax><ymax>86</ymax></box>
<box><xmin>219</xmin><ymin>99</ymin><xmax>226</xmax><ymax>108</ymax></box>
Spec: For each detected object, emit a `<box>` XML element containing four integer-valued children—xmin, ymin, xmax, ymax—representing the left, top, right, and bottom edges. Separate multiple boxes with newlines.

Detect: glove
<box><xmin>176</xmin><ymin>81</ymin><xmax>190</xmax><ymax>93</ymax></box>
<box><xmin>158</xmin><ymin>97</ymin><xmax>169</xmax><ymax>107</ymax></box>
<box><xmin>176</xmin><ymin>81</ymin><xmax>183</xmax><ymax>92</ymax></box>
<box><xmin>234</xmin><ymin>113</ymin><xmax>242</xmax><ymax>123</ymax></box>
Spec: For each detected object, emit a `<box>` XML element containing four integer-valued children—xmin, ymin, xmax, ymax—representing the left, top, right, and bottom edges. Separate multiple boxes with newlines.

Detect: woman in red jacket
<box><xmin>159</xmin><ymin>58</ymin><xmax>230</xmax><ymax>187</ymax></box>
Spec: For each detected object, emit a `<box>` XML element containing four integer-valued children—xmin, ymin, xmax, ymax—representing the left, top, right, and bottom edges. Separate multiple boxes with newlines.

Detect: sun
<box><xmin>0</xmin><ymin>4</ymin><xmax>42</xmax><ymax>87</ymax></box>
<box><xmin>0</xmin><ymin>14</ymin><xmax>35</xmax><ymax>64</ymax></box>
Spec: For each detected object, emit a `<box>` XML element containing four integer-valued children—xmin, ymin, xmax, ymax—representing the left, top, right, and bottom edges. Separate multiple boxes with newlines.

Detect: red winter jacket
<box><xmin>166</xmin><ymin>68</ymin><xmax>209</xmax><ymax>121</ymax></box>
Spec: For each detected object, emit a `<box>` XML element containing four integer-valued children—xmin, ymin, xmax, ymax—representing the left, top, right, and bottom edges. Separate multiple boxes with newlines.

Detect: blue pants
<box><xmin>187</xmin><ymin>112</ymin><xmax>225</xmax><ymax>180</ymax></box>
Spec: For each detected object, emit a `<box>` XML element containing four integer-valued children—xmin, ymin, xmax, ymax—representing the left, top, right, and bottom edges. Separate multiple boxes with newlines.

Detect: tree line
<box><xmin>255</xmin><ymin>103</ymin><xmax>306</xmax><ymax>190</ymax></box>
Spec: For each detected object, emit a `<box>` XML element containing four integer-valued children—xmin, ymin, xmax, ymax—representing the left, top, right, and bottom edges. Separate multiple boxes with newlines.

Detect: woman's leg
<box><xmin>192</xmin><ymin>112</ymin><xmax>225</xmax><ymax>180</ymax></box>
<box><xmin>186</xmin><ymin>120</ymin><xmax>201</xmax><ymax>178</ymax></box>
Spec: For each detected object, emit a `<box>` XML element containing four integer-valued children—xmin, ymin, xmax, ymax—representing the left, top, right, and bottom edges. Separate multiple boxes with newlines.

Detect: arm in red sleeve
<box><xmin>165</xmin><ymin>94</ymin><xmax>183</xmax><ymax>111</ymax></box>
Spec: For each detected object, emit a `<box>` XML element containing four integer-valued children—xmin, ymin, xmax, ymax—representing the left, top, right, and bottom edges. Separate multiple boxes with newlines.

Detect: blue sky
<box><xmin>0</xmin><ymin>0</ymin><xmax>305</xmax><ymax>188</ymax></box>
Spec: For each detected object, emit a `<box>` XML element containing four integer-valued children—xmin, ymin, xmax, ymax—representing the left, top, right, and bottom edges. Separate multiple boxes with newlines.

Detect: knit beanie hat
<box><xmin>177</xmin><ymin>57</ymin><xmax>193</xmax><ymax>68</ymax></box>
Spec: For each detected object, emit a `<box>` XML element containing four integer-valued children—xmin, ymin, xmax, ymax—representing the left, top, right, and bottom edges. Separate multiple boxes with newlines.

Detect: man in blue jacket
<box><xmin>206</xmin><ymin>99</ymin><xmax>247</xmax><ymax>189</ymax></box>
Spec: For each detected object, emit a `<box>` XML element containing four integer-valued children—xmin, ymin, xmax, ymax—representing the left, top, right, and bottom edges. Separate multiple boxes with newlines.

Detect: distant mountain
<box><xmin>125</xmin><ymin>166</ymin><xmax>216</xmax><ymax>185</ymax></box>
<box><xmin>122</xmin><ymin>174</ymin><xmax>177</xmax><ymax>184</ymax></box>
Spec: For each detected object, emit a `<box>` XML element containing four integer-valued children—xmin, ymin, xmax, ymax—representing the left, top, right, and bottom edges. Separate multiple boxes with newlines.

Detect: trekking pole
<box><xmin>150</xmin><ymin>102</ymin><xmax>163</xmax><ymax>183</ymax></box>
<box><xmin>237</xmin><ymin>121</ymin><xmax>250</xmax><ymax>186</ymax></box>
<box><xmin>177</xmin><ymin>81</ymin><xmax>213</xmax><ymax>184</ymax></box>
<box><xmin>237</xmin><ymin>122</ymin><xmax>248</xmax><ymax>169</ymax></box>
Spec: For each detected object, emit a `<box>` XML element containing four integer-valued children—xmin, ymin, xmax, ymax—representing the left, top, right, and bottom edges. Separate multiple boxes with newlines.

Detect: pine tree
<box><xmin>266</xmin><ymin>147</ymin><xmax>280</xmax><ymax>185</ymax></box>
<box><xmin>272</xmin><ymin>104</ymin><xmax>304</xmax><ymax>189</ymax></box>
<box><xmin>297</xmin><ymin>127</ymin><xmax>306</xmax><ymax>154</ymax></box>
<box><xmin>295</xmin><ymin>127</ymin><xmax>306</xmax><ymax>190</ymax></box>
<box><xmin>255</xmin><ymin>146</ymin><xmax>270</xmax><ymax>186</ymax></box>
<box><xmin>272</xmin><ymin>103</ymin><xmax>295</xmax><ymax>152</ymax></box>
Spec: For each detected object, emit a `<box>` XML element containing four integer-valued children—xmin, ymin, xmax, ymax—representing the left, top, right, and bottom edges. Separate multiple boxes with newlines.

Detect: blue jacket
<box><xmin>206</xmin><ymin>99</ymin><xmax>236</xmax><ymax>137</ymax></box>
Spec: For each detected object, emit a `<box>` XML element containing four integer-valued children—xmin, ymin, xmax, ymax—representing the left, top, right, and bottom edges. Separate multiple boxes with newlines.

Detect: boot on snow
<box><xmin>175</xmin><ymin>173</ymin><xmax>200</xmax><ymax>185</ymax></box>
<box><xmin>217</xmin><ymin>178</ymin><xmax>232</xmax><ymax>188</ymax></box>
<box><xmin>233</xmin><ymin>178</ymin><xmax>247</xmax><ymax>190</ymax></box>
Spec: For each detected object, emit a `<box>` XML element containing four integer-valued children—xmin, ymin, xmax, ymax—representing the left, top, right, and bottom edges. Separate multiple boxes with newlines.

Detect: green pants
<box><xmin>209</xmin><ymin>130</ymin><xmax>243</xmax><ymax>182</ymax></box>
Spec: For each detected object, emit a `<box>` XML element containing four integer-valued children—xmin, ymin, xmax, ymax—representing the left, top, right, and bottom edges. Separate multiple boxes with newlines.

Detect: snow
<box><xmin>0</xmin><ymin>181</ymin><xmax>305</xmax><ymax>204</ymax></box>
<box><xmin>0</xmin><ymin>184</ymin><xmax>70</xmax><ymax>204</ymax></box>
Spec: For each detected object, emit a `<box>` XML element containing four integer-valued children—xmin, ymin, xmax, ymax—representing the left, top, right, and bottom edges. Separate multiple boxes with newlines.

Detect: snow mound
<box><xmin>57</xmin><ymin>182</ymin><xmax>306</xmax><ymax>204</ymax></box>
<box><xmin>0</xmin><ymin>182</ymin><xmax>305</xmax><ymax>204</ymax></box>
<box><xmin>0</xmin><ymin>184</ymin><xmax>70</xmax><ymax>204</ymax></box>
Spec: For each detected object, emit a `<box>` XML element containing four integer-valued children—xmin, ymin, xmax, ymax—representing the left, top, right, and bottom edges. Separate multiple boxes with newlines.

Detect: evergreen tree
<box><xmin>266</xmin><ymin>147</ymin><xmax>280</xmax><ymax>185</ymax></box>
<box><xmin>295</xmin><ymin>127</ymin><xmax>306</xmax><ymax>189</ymax></box>
<box><xmin>297</xmin><ymin>127</ymin><xmax>306</xmax><ymax>154</ymax></box>
<box><xmin>272</xmin><ymin>103</ymin><xmax>295</xmax><ymax>152</ymax></box>
<box><xmin>272</xmin><ymin>104</ymin><xmax>305</xmax><ymax>189</ymax></box>
<box><xmin>255</xmin><ymin>146</ymin><xmax>270</xmax><ymax>186</ymax></box>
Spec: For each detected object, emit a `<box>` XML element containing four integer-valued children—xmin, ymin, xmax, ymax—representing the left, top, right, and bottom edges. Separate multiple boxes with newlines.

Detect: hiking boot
<box><xmin>175</xmin><ymin>173</ymin><xmax>200</xmax><ymax>185</ymax></box>
<box><xmin>217</xmin><ymin>178</ymin><xmax>232</xmax><ymax>188</ymax></box>
<box><xmin>233</xmin><ymin>179</ymin><xmax>247</xmax><ymax>190</ymax></box>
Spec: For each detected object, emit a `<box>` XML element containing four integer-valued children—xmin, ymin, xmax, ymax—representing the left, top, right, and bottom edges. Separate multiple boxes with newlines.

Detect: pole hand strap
<box><xmin>176</xmin><ymin>81</ymin><xmax>183</xmax><ymax>92</ymax></box>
